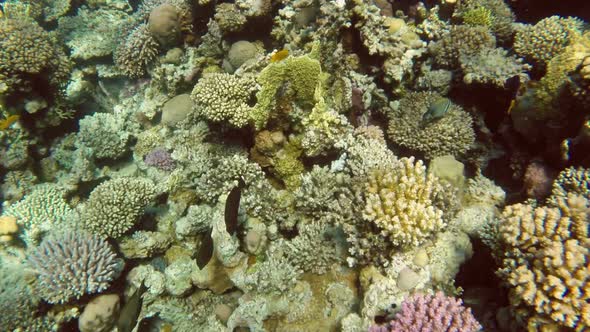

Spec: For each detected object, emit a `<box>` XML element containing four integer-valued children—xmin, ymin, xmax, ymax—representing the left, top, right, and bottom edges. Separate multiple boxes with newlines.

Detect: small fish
<box><xmin>422</xmin><ymin>97</ymin><xmax>451</xmax><ymax>124</ymax></box>
<box><xmin>0</xmin><ymin>114</ymin><xmax>19</xmax><ymax>130</ymax></box>
<box><xmin>116</xmin><ymin>283</ymin><xmax>146</xmax><ymax>332</ymax></box>
<box><xmin>270</xmin><ymin>49</ymin><xmax>289</xmax><ymax>62</ymax></box>
<box><xmin>225</xmin><ymin>178</ymin><xmax>245</xmax><ymax>236</ymax></box>
<box><xmin>196</xmin><ymin>227</ymin><xmax>214</xmax><ymax>269</ymax></box>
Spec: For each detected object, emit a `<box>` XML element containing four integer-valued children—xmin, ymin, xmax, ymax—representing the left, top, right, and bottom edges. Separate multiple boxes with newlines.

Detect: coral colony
<box><xmin>0</xmin><ymin>0</ymin><xmax>589</xmax><ymax>331</ymax></box>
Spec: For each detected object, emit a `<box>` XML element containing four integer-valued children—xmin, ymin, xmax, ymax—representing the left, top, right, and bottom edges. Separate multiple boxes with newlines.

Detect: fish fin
<box><xmin>224</xmin><ymin>179</ymin><xmax>244</xmax><ymax>235</ymax></box>
<box><xmin>507</xmin><ymin>100</ymin><xmax>516</xmax><ymax>115</ymax></box>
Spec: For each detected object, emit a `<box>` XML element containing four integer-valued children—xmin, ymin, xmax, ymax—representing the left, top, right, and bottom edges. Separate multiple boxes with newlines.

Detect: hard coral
<box><xmin>27</xmin><ymin>230</ymin><xmax>122</xmax><ymax>304</ymax></box>
<box><xmin>372</xmin><ymin>292</ymin><xmax>482</xmax><ymax>332</ymax></box>
<box><xmin>191</xmin><ymin>73</ymin><xmax>257</xmax><ymax>128</ymax></box>
<box><xmin>114</xmin><ymin>23</ymin><xmax>160</xmax><ymax>77</ymax></box>
<box><xmin>363</xmin><ymin>157</ymin><xmax>446</xmax><ymax>248</ymax></box>
<box><xmin>81</xmin><ymin>178</ymin><xmax>157</xmax><ymax>238</ymax></box>
<box><xmin>497</xmin><ymin>195</ymin><xmax>590</xmax><ymax>330</ymax></box>
<box><xmin>514</xmin><ymin>16</ymin><xmax>584</xmax><ymax>67</ymax></box>
<box><xmin>387</xmin><ymin>92</ymin><xmax>475</xmax><ymax>159</ymax></box>
<box><xmin>429</xmin><ymin>25</ymin><xmax>496</xmax><ymax>69</ymax></box>
<box><xmin>148</xmin><ymin>3</ymin><xmax>181</xmax><ymax>47</ymax></box>
<box><xmin>0</xmin><ymin>18</ymin><xmax>71</xmax><ymax>97</ymax></box>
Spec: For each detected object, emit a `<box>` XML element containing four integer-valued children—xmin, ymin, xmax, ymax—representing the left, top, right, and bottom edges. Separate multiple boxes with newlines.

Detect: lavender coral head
<box><xmin>144</xmin><ymin>148</ymin><xmax>175</xmax><ymax>171</ymax></box>
<box><xmin>372</xmin><ymin>292</ymin><xmax>482</xmax><ymax>332</ymax></box>
<box><xmin>26</xmin><ymin>230</ymin><xmax>122</xmax><ymax>304</ymax></box>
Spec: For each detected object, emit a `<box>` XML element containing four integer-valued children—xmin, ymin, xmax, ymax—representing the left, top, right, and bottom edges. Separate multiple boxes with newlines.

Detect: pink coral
<box><xmin>523</xmin><ymin>161</ymin><xmax>555</xmax><ymax>200</ymax></box>
<box><xmin>372</xmin><ymin>292</ymin><xmax>482</xmax><ymax>332</ymax></box>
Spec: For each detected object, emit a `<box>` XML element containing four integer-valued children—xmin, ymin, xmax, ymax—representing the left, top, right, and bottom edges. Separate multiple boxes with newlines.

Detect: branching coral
<box><xmin>455</xmin><ymin>0</ymin><xmax>515</xmax><ymax>43</ymax></box>
<box><xmin>191</xmin><ymin>73</ymin><xmax>257</xmax><ymax>128</ymax></box>
<box><xmin>363</xmin><ymin>157</ymin><xmax>447</xmax><ymax>248</ymax></box>
<box><xmin>27</xmin><ymin>230</ymin><xmax>122</xmax><ymax>303</ymax></box>
<box><xmin>514</xmin><ymin>16</ymin><xmax>584</xmax><ymax>67</ymax></box>
<box><xmin>497</xmin><ymin>194</ymin><xmax>590</xmax><ymax>330</ymax></box>
<box><xmin>0</xmin><ymin>18</ymin><xmax>72</xmax><ymax>98</ymax></box>
<box><xmin>114</xmin><ymin>23</ymin><xmax>160</xmax><ymax>77</ymax></box>
<box><xmin>429</xmin><ymin>25</ymin><xmax>496</xmax><ymax>69</ymax></box>
<box><xmin>387</xmin><ymin>92</ymin><xmax>475</xmax><ymax>159</ymax></box>
<box><xmin>80</xmin><ymin>178</ymin><xmax>157</xmax><ymax>238</ymax></box>
<box><xmin>547</xmin><ymin>166</ymin><xmax>590</xmax><ymax>205</ymax></box>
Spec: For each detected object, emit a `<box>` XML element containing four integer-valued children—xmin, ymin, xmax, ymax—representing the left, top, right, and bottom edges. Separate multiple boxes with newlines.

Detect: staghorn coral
<box><xmin>429</xmin><ymin>25</ymin><xmax>496</xmax><ymax>69</ymax></box>
<box><xmin>0</xmin><ymin>18</ymin><xmax>72</xmax><ymax>98</ymax></box>
<box><xmin>27</xmin><ymin>230</ymin><xmax>122</xmax><ymax>304</ymax></box>
<box><xmin>514</xmin><ymin>16</ymin><xmax>584</xmax><ymax>67</ymax></box>
<box><xmin>371</xmin><ymin>292</ymin><xmax>482</xmax><ymax>332</ymax></box>
<box><xmin>191</xmin><ymin>73</ymin><xmax>257</xmax><ymax>128</ymax></box>
<box><xmin>363</xmin><ymin>157</ymin><xmax>446</xmax><ymax>248</ymax></box>
<box><xmin>80</xmin><ymin>177</ymin><xmax>157</xmax><ymax>238</ymax></box>
<box><xmin>114</xmin><ymin>23</ymin><xmax>160</xmax><ymax>77</ymax></box>
<box><xmin>460</xmin><ymin>48</ymin><xmax>531</xmax><ymax>87</ymax></box>
<box><xmin>387</xmin><ymin>92</ymin><xmax>475</xmax><ymax>159</ymax></box>
<box><xmin>497</xmin><ymin>195</ymin><xmax>590</xmax><ymax>330</ymax></box>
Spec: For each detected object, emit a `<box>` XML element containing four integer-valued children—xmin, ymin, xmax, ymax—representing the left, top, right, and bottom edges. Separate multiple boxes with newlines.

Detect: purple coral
<box><xmin>144</xmin><ymin>148</ymin><xmax>175</xmax><ymax>171</ymax></box>
<box><xmin>27</xmin><ymin>230</ymin><xmax>122</xmax><ymax>304</ymax></box>
<box><xmin>371</xmin><ymin>292</ymin><xmax>482</xmax><ymax>332</ymax></box>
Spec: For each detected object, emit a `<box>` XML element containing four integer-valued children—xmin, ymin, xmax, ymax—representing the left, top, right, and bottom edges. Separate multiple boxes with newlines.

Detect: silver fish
<box><xmin>422</xmin><ymin>97</ymin><xmax>451</xmax><ymax>124</ymax></box>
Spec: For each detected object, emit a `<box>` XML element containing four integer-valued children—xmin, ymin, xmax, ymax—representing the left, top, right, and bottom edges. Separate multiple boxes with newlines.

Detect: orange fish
<box><xmin>0</xmin><ymin>114</ymin><xmax>19</xmax><ymax>130</ymax></box>
<box><xmin>270</xmin><ymin>49</ymin><xmax>289</xmax><ymax>62</ymax></box>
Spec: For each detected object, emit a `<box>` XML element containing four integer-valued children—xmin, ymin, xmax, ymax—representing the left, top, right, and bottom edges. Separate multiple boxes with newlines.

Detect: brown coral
<box><xmin>148</xmin><ymin>3</ymin><xmax>181</xmax><ymax>47</ymax></box>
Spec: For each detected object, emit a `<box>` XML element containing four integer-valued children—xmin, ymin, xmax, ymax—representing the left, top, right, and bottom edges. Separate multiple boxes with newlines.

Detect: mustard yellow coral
<box><xmin>363</xmin><ymin>157</ymin><xmax>445</xmax><ymax>247</ymax></box>
<box><xmin>497</xmin><ymin>194</ymin><xmax>590</xmax><ymax>330</ymax></box>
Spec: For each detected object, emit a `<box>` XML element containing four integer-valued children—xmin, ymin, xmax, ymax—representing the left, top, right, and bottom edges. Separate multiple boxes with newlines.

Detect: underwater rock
<box><xmin>78</xmin><ymin>294</ymin><xmax>120</xmax><ymax>332</ymax></box>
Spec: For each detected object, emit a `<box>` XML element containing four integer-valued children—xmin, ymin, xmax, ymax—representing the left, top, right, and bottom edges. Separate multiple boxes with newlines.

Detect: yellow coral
<box><xmin>498</xmin><ymin>194</ymin><xmax>590</xmax><ymax>330</ymax></box>
<box><xmin>363</xmin><ymin>157</ymin><xmax>445</xmax><ymax>247</ymax></box>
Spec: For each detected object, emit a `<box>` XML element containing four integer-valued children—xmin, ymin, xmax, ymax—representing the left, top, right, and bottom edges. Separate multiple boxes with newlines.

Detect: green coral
<box><xmin>80</xmin><ymin>178</ymin><xmax>157</xmax><ymax>238</ymax></box>
<box><xmin>190</xmin><ymin>73</ymin><xmax>257</xmax><ymax>128</ymax></box>
<box><xmin>462</xmin><ymin>7</ymin><xmax>493</xmax><ymax>27</ymax></box>
<box><xmin>252</xmin><ymin>53</ymin><xmax>322</xmax><ymax>129</ymax></box>
<box><xmin>272</xmin><ymin>140</ymin><xmax>305</xmax><ymax>190</ymax></box>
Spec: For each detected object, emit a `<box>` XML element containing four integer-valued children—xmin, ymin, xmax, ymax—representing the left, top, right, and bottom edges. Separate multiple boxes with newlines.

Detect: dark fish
<box><xmin>422</xmin><ymin>97</ymin><xmax>451</xmax><ymax>124</ymax></box>
<box><xmin>225</xmin><ymin>178</ymin><xmax>245</xmax><ymax>235</ymax></box>
<box><xmin>505</xmin><ymin>75</ymin><xmax>523</xmax><ymax>115</ymax></box>
<box><xmin>196</xmin><ymin>227</ymin><xmax>214</xmax><ymax>269</ymax></box>
<box><xmin>116</xmin><ymin>283</ymin><xmax>146</xmax><ymax>332</ymax></box>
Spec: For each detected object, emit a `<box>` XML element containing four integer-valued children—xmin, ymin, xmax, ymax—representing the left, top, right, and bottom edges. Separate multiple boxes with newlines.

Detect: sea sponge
<box><xmin>27</xmin><ymin>230</ymin><xmax>122</xmax><ymax>303</ymax></box>
<box><xmin>80</xmin><ymin>178</ymin><xmax>157</xmax><ymax>238</ymax></box>
<box><xmin>429</xmin><ymin>25</ymin><xmax>496</xmax><ymax>69</ymax></box>
<box><xmin>148</xmin><ymin>3</ymin><xmax>181</xmax><ymax>47</ymax></box>
<box><xmin>363</xmin><ymin>157</ymin><xmax>446</xmax><ymax>247</ymax></box>
<box><xmin>514</xmin><ymin>16</ymin><xmax>584</xmax><ymax>67</ymax></box>
<box><xmin>497</xmin><ymin>195</ymin><xmax>590</xmax><ymax>330</ymax></box>
<box><xmin>114</xmin><ymin>23</ymin><xmax>160</xmax><ymax>77</ymax></box>
<box><xmin>387</xmin><ymin>92</ymin><xmax>475</xmax><ymax>159</ymax></box>
<box><xmin>190</xmin><ymin>73</ymin><xmax>257</xmax><ymax>128</ymax></box>
<box><xmin>0</xmin><ymin>18</ymin><xmax>72</xmax><ymax>97</ymax></box>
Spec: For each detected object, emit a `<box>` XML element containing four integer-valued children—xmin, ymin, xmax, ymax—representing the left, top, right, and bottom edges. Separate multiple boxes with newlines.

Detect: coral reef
<box><xmin>114</xmin><ymin>23</ymin><xmax>160</xmax><ymax>77</ymax></box>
